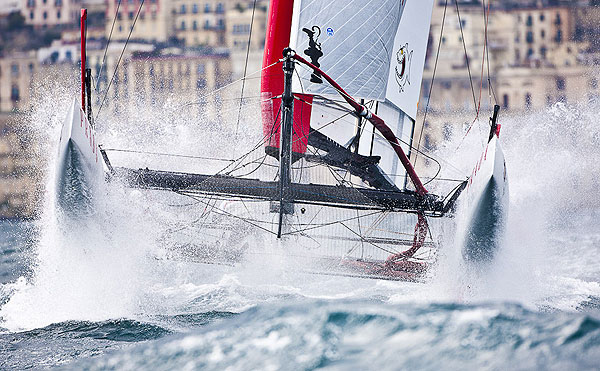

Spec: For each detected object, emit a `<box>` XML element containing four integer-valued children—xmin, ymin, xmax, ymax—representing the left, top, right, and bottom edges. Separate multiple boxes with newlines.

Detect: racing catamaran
<box><xmin>57</xmin><ymin>1</ymin><xmax>508</xmax><ymax>281</ymax></box>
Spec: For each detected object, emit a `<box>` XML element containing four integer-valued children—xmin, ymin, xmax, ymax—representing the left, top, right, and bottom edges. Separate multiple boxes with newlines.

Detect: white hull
<box><xmin>55</xmin><ymin>98</ymin><xmax>104</xmax><ymax>215</ymax></box>
<box><xmin>460</xmin><ymin>134</ymin><xmax>509</xmax><ymax>262</ymax></box>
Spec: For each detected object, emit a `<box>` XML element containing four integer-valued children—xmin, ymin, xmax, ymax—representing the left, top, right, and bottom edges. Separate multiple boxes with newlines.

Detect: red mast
<box><xmin>260</xmin><ymin>0</ymin><xmax>311</xmax><ymax>156</ymax></box>
<box><xmin>80</xmin><ymin>8</ymin><xmax>87</xmax><ymax>113</ymax></box>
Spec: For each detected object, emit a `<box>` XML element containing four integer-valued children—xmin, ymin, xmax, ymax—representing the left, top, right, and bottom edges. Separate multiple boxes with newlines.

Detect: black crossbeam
<box><xmin>113</xmin><ymin>167</ymin><xmax>451</xmax><ymax>215</ymax></box>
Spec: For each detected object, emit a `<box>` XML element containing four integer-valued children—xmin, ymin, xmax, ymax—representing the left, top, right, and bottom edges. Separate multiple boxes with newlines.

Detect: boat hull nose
<box><xmin>56</xmin><ymin>139</ymin><xmax>97</xmax><ymax>216</ymax></box>
<box><xmin>461</xmin><ymin>136</ymin><xmax>509</xmax><ymax>263</ymax></box>
<box><xmin>55</xmin><ymin>98</ymin><xmax>104</xmax><ymax>217</ymax></box>
<box><xmin>462</xmin><ymin>177</ymin><xmax>508</xmax><ymax>262</ymax></box>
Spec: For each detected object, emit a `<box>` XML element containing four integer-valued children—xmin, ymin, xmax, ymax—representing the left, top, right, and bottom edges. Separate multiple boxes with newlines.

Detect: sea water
<box><xmin>0</xmin><ymin>83</ymin><xmax>599</xmax><ymax>369</ymax></box>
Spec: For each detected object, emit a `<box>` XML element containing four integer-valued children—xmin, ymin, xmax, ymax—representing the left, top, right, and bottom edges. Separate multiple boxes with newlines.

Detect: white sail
<box><xmin>290</xmin><ymin>0</ymin><xmax>434</xmax><ymax>120</ymax></box>
<box><xmin>385</xmin><ymin>0</ymin><xmax>435</xmax><ymax>119</ymax></box>
<box><xmin>357</xmin><ymin>100</ymin><xmax>414</xmax><ymax>189</ymax></box>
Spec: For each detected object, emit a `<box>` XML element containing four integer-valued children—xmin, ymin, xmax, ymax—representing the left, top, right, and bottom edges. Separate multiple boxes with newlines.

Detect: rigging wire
<box><xmin>101</xmin><ymin>148</ymin><xmax>235</xmax><ymax>163</ymax></box>
<box><xmin>414</xmin><ymin>0</ymin><xmax>448</xmax><ymax>169</ymax></box>
<box><xmin>96</xmin><ymin>0</ymin><xmax>122</xmax><ymax>93</ymax></box>
<box><xmin>457</xmin><ymin>0</ymin><xmax>494</xmax><ymax>150</ymax></box>
<box><xmin>96</xmin><ymin>0</ymin><xmax>145</xmax><ymax>121</ymax></box>
<box><xmin>455</xmin><ymin>0</ymin><xmax>478</xmax><ymax>110</ymax></box>
<box><xmin>483</xmin><ymin>0</ymin><xmax>498</xmax><ymax>106</ymax></box>
<box><xmin>177</xmin><ymin>60</ymin><xmax>282</xmax><ymax>110</ymax></box>
<box><xmin>234</xmin><ymin>0</ymin><xmax>258</xmax><ymax>140</ymax></box>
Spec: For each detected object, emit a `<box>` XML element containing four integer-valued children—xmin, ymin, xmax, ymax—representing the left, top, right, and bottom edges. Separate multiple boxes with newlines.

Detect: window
<box><xmin>27</xmin><ymin>0</ymin><xmax>35</xmax><ymax>7</ymax></box>
<box><xmin>11</xmin><ymin>63</ymin><xmax>19</xmax><ymax>77</ymax></box>
<box><xmin>43</xmin><ymin>11</ymin><xmax>47</xmax><ymax>20</ymax></box>
<box><xmin>65</xmin><ymin>50</ymin><xmax>72</xmax><ymax>61</ymax></box>
<box><xmin>527</xmin><ymin>48</ymin><xmax>534</xmax><ymax>58</ymax></box>
<box><xmin>540</xmin><ymin>46</ymin><xmax>547</xmax><ymax>59</ymax></box>
<box><xmin>216</xmin><ymin>3</ymin><xmax>224</xmax><ymax>13</ymax></box>
<box><xmin>526</xmin><ymin>15</ymin><xmax>533</xmax><ymax>27</ymax></box>
<box><xmin>525</xmin><ymin>93</ymin><xmax>532</xmax><ymax>109</ymax></box>
<box><xmin>526</xmin><ymin>31</ymin><xmax>534</xmax><ymax>43</ymax></box>
<box><xmin>540</xmin><ymin>13</ymin><xmax>545</xmax><ymax>22</ymax></box>
<box><xmin>180</xmin><ymin>4</ymin><xmax>186</xmax><ymax>14</ymax></box>
<box><xmin>204</xmin><ymin>3</ymin><xmax>211</xmax><ymax>13</ymax></box>
<box><xmin>204</xmin><ymin>20</ymin><xmax>210</xmax><ymax>29</ymax></box>
<box><xmin>192</xmin><ymin>20</ymin><xmax>198</xmax><ymax>30</ymax></box>
<box><xmin>128</xmin><ymin>11</ymin><xmax>134</xmax><ymax>20</ymax></box>
<box><xmin>555</xmin><ymin>30</ymin><xmax>563</xmax><ymax>43</ymax></box>
<box><xmin>30</xmin><ymin>11</ymin><xmax>34</xmax><ymax>19</ymax></box>
<box><xmin>192</xmin><ymin>4</ymin><xmax>198</xmax><ymax>13</ymax></box>
<box><xmin>181</xmin><ymin>21</ymin><xmax>186</xmax><ymax>30</ymax></box>
<box><xmin>28</xmin><ymin>63</ymin><xmax>34</xmax><ymax>72</ymax></box>
<box><xmin>57</xmin><ymin>11</ymin><xmax>61</xmax><ymax>19</ymax></box>
<box><xmin>55</xmin><ymin>0</ymin><xmax>62</xmax><ymax>6</ymax></box>
<box><xmin>556</xmin><ymin>77</ymin><xmax>566</xmax><ymax>91</ymax></box>
<box><xmin>555</xmin><ymin>13</ymin><xmax>561</xmax><ymax>25</ymax></box>
<box><xmin>541</xmin><ymin>30</ymin><xmax>545</xmax><ymax>39</ymax></box>
<box><xmin>502</xmin><ymin>94</ymin><xmax>509</xmax><ymax>109</ymax></box>
<box><xmin>443</xmin><ymin>123</ymin><xmax>452</xmax><ymax>141</ymax></box>
<box><xmin>11</xmin><ymin>85</ymin><xmax>19</xmax><ymax>102</ymax></box>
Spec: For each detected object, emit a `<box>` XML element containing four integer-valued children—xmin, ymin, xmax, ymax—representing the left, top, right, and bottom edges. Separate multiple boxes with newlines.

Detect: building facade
<box><xmin>21</xmin><ymin>0</ymin><xmax>82</xmax><ymax>28</ymax></box>
<box><xmin>0</xmin><ymin>51</ymin><xmax>37</xmax><ymax>113</ymax></box>
<box><xmin>105</xmin><ymin>0</ymin><xmax>174</xmax><ymax>43</ymax></box>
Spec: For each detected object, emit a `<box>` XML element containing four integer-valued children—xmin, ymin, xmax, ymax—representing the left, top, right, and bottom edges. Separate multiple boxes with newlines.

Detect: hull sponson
<box><xmin>55</xmin><ymin>98</ymin><xmax>103</xmax><ymax>216</ymax></box>
<box><xmin>461</xmin><ymin>135</ymin><xmax>509</xmax><ymax>262</ymax></box>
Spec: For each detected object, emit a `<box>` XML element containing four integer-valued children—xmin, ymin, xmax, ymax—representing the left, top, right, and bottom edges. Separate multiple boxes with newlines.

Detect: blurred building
<box><xmin>0</xmin><ymin>112</ymin><xmax>41</xmax><ymax>218</ymax></box>
<box><xmin>173</xmin><ymin>0</ymin><xmax>227</xmax><ymax>47</ymax></box>
<box><xmin>0</xmin><ymin>1</ymin><xmax>22</xmax><ymax>16</ymax></box>
<box><xmin>87</xmin><ymin>43</ymin><xmax>232</xmax><ymax>123</ymax></box>
<box><xmin>0</xmin><ymin>51</ymin><xmax>37</xmax><ymax>112</ymax></box>
<box><xmin>105</xmin><ymin>0</ymin><xmax>174</xmax><ymax>43</ymax></box>
<box><xmin>415</xmin><ymin>0</ymin><xmax>600</xmax><ymax>157</ymax></box>
<box><xmin>21</xmin><ymin>0</ymin><xmax>82</xmax><ymax>28</ymax></box>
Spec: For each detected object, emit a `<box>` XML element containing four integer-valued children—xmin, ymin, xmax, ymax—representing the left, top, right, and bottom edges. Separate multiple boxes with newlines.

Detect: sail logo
<box><xmin>394</xmin><ymin>43</ymin><xmax>413</xmax><ymax>93</ymax></box>
<box><xmin>302</xmin><ymin>25</ymin><xmax>323</xmax><ymax>83</ymax></box>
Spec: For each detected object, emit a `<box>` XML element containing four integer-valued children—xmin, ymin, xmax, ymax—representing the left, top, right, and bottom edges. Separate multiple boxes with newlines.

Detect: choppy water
<box><xmin>0</xmin><ymin>79</ymin><xmax>599</xmax><ymax>369</ymax></box>
<box><xmin>1</xmin><ymin>217</ymin><xmax>599</xmax><ymax>370</ymax></box>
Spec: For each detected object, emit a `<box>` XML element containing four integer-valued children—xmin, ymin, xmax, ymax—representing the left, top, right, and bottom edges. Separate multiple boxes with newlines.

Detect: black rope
<box><xmin>482</xmin><ymin>0</ymin><xmax>498</xmax><ymax>106</ymax></box>
<box><xmin>102</xmin><ymin>148</ymin><xmax>235</xmax><ymax>162</ymax></box>
<box><xmin>96</xmin><ymin>0</ymin><xmax>145</xmax><ymax>121</ymax></box>
<box><xmin>415</xmin><ymin>0</ymin><xmax>448</xmax><ymax>169</ymax></box>
<box><xmin>234</xmin><ymin>0</ymin><xmax>259</xmax><ymax>138</ymax></box>
<box><xmin>455</xmin><ymin>0</ymin><xmax>477</xmax><ymax>110</ymax></box>
<box><xmin>96</xmin><ymin>0</ymin><xmax>121</xmax><ymax>93</ymax></box>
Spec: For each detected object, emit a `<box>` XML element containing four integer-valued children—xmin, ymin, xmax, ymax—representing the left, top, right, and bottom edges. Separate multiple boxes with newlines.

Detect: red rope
<box><xmin>292</xmin><ymin>53</ymin><xmax>428</xmax><ymax>196</ymax></box>
<box><xmin>385</xmin><ymin>212</ymin><xmax>428</xmax><ymax>264</ymax></box>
